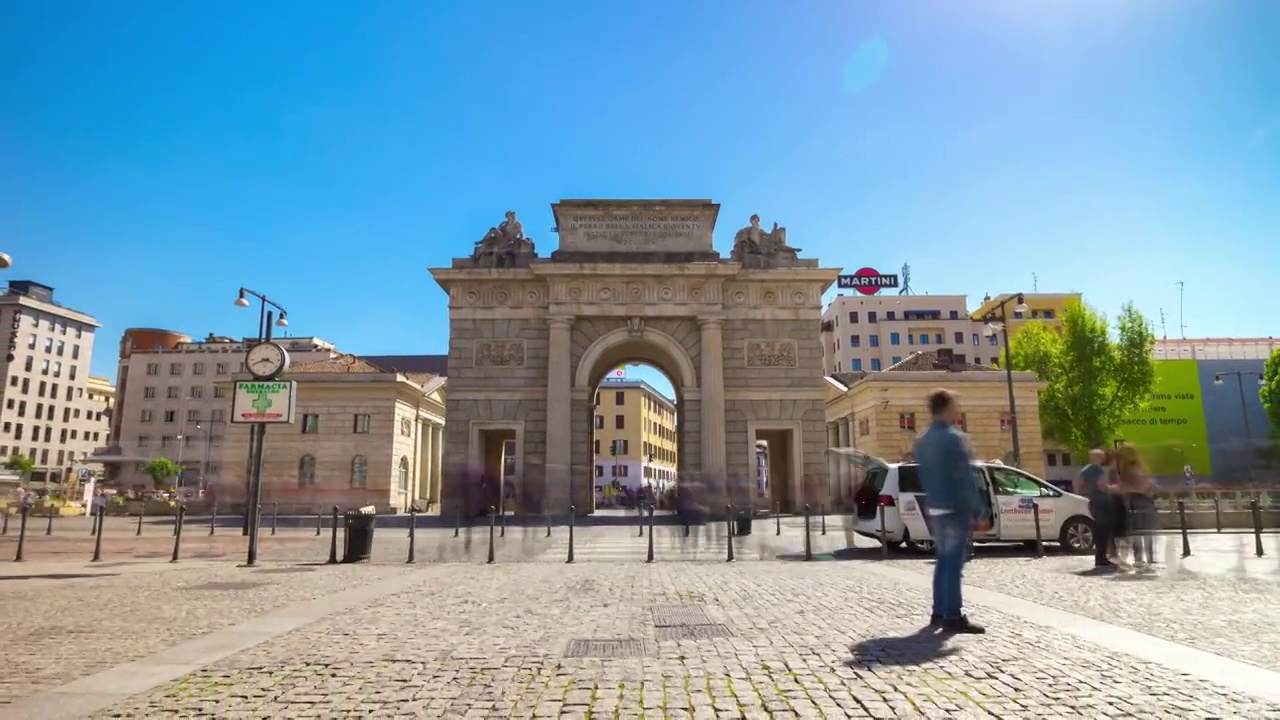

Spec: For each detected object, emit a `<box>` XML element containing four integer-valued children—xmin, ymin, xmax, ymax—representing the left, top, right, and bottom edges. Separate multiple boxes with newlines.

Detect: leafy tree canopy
<box><xmin>5</xmin><ymin>454</ymin><xmax>34</xmax><ymax>475</ymax></box>
<box><xmin>1009</xmin><ymin>299</ymin><xmax>1156</xmax><ymax>452</ymax></box>
<box><xmin>141</xmin><ymin>457</ymin><xmax>182</xmax><ymax>489</ymax></box>
<box><xmin>1262</xmin><ymin>348</ymin><xmax>1280</xmax><ymax>438</ymax></box>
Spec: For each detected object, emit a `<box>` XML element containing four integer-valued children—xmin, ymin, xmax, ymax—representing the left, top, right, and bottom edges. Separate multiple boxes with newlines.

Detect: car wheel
<box><xmin>1058</xmin><ymin>516</ymin><xmax>1094</xmax><ymax>555</ymax></box>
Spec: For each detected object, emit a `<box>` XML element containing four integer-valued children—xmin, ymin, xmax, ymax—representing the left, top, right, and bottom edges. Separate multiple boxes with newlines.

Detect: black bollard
<box><xmin>1213</xmin><ymin>496</ymin><xmax>1222</xmax><ymax>533</ymax></box>
<box><xmin>1</xmin><ymin>507</ymin><xmax>8</xmax><ymax>536</ymax></box>
<box><xmin>775</xmin><ymin>502</ymin><xmax>781</xmax><ymax>536</ymax></box>
<box><xmin>90</xmin><ymin>507</ymin><xmax>98</xmax><ymax>536</ymax></box>
<box><xmin>1177</xmin><ymin>500</ymin><xmax>1191</xmax><ymax>558</ymax></box>
<box><xmin>454</xmin><ymin>509</ymin><xmax>461</xmax><ymax>538</ymax></box>
<box><xmin>271</xmin><ymin>501</ymin><xmax>278</xmax><ymax>536</ymax></box>
<box><xmin>802</xmin><ymin>504</ymin><xmax>814</xmax><ymax>562</ymax></box>
<box><xmin>1251</xmin><ymin>497</ymin><xmax>1265</xmax><ymax>558</ymax></box>
<box><xmin>170</xmin><ymin>504</ymin><xmax>186</xmax><ymax>563</ymax></box>
<box><xmin>646</xmin><ymin>505</ymin><xmax>655</xmax><ymax>564</ymax></box>
<box><xmin>326</xmin><ymin>505</ymin><xmax>339</xmax><ymax>565</ymax></box>
<box><xmin>879</xmin><ymin>498</ymin><xmax>889</xmax><ymax>560</ymax></box>
<box><xmin>546</xmin><ymin>511</ymin><xmax>552</xmax><ymax>538</ymax></box>
<box><xmin>91</xmin><ymin>506</ymin><xmax>105</xmax><ymax>562</ymax></box>
<box><xmin>136</xmin><ymin>509</ymin><xmax>143</xmax><ymax>537</ymax></box>
<box><xmin>45</xmin><ymin>506</ymin><xmax>54</xmax><ymax>536</ymax></box>
<box><xmin>407</xmin><ymin>509</ymin><xmax>417</xmax><ymax>564</ymax></box>
<box><xmin>1031</xmin><ymin>500</ymin><xmax>1045</xmax><ymax>558</ymax></box>
<box><xmin>486</xmin><ymin>506</ymin><xmax>496</xmax><ymax>564</ymax></box>
<box><xmin>13</xmin><ymin>505</ymin><xmax>28</xmax><ymax>562</ymax></box>
<box><xmin>210</xmin><ymin>504</ymin><xmax>218</xmax><ymax>537</ymax></box>
<box><xmin>820</xmin><ymin>504</ymin><xmax>827</xmax><ymax>536</ymax></box>
<box><xmin>500</xmin><ymin>506</ymin><xmax>506</xmax><ymax>538</ymax></box>
<box><xmin>567</xmin><ymin>505</ymin><xmax>576</xmax><ymax>564</ymax></box>
<box><xmin>315</xmin><ymin>511</ymin><xmax>322</xmax><ymax>537</ymax></box>
<box><xmin>726</xmin><ymin>505</ymin><xmax>735</xmax><ymax>562</ymax></box>
<box><xmin>638</xmin><ymin>505</ymin><xmax>645</xmax><ymax>538</ymax></box>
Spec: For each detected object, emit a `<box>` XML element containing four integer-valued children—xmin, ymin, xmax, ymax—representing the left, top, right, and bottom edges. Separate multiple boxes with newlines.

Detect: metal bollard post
<box><xmin>210</xmin><ymin>504</ymin><xmax>218</xmax><ymax>537</ymax></box>
<box><xmin>1</xmin><ymin>507</ymin><xmax>8</xmax><ymax>536</ymax></box>
<box><xmin>1177</xmin><ymin>500</ymin><xmax>1191</xmax><ymax>558</ymax></box>
<box><xmin>136</xmin><ymin>509</ymin><xmax>143</xmax><ymax>537</ymax></box>
<box><xmin>91</xmin><ymin>506</ymin><xmax>105</xmax><ymax>562</ymax></box>
<box><xmin>1252</xmin><ymin>497</ymin><xmax>1265</xmax><ymax>558</ymax></box>
<box><xmin>646</xmin><ymin>505</ymin><xmax>655</xmax><ymax>563</ymax></box>
<box><xmin>170</xmin><ymin>504</ymin><xmax>186</xmax><ymax>563</ymax></box>
<box><xmin>486</xmin><ymin>506</ymin><xmax>496</xmax><ymax>564</ymax></box>
<box><xmin>803</xmin><ymin>504</ymin><xmax>813</xmax><ymax>562</ymax></box>
<box><xmin>500</xmin><ymin>506</ymin><xmax>506</xmax><ymax>538</ymax></box>
<box><xmin>638</xmin><ymin>505</ymin><xmax>645</xmax><ymax>538</ymax></box>
<box><xmin>407</xmin><ymin>509</ymin><xmax>417</xmax><ymax>564</ymax></box>
<box><xmin>1031</xmin><ymin>500</ymin><xmax>1045</xmax><ymax>558</ymax></box>
<box><xmin>879</xmin><ymin>499</ymin><xmax>889</xmax><ymax>560</ymax></box>
<box><xmin>546</xmin><ymin>511</ymin><xmax>552</xmax><ymax>538</ymax></box>
<box><xmin>271</xmin><ymin>502</ymin><xmax>278</xmax><ymax>536</ymax></box>
<box><xmin>726</xmin><ymin>505</ymin><xmax>735</xmax><ymax>562</ymax></box>
<box><xmin>90</xmin><ymin>507</ymin><xmax>98</xmax><ymax>536</ymax></box>
<box><xmin>820</xmin><ymin>504</ymin><xmax>827</xmax><ymax>536</ymax></box>
<box><xmin>45</xmin><ymin>506</ymin><xmax>54</xmax><ymax>536</ymax></box>
<box><xmin>775</xmin><ymin>502</ymin><xmax>781</xmax><ymax>536</ymax></box>
<box><xmin>567</xmin><ymin>505</ymin><xmax>576</xmax><ymax>564</ymax></box>
<box><xmin>315</xmin><ymin>512</ymin><xmax>322</xmax><ymax>537</ymax></box>
<box><xmin>326</xmin><ymin>506</ymin><xmax>340</xmax><ymax>565</ymax></box>
<box><xmin>1214</xmin><ymin>496</ymin><xmax>1222</xmax><ymax>533</ymax></box>
<box><xmin>13</xmin><ymin>505</ymin><xmax>28</xmax><ymax>562</ymax></box>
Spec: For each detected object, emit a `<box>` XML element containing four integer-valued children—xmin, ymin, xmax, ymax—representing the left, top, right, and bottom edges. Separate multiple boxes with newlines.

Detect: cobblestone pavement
<box><xmin>88</xmin><ymin>562</ymin><xmax>1280</xmax><ymax>719</ymax></box>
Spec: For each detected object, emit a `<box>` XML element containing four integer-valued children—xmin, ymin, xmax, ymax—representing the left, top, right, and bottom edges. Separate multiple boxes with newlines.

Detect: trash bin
<box><xmin>735</xmin><ymin>512</ymin><xmax>753</xmax><ymax>536</ymax></box>
<box><xmin>342</xmin><ymin>506</ymin><xmax>378</xmax><ymax>563</ymax></box>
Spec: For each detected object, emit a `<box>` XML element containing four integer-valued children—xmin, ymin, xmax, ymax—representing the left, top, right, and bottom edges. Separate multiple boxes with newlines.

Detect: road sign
<box><xmin>837</xmin><ymin>267</ymin><xmax>899</xmax><ymax>295</ymax></box>
<box><xmin>230</xmin><ymin>381</ymin><xmax>298</xmax><ymax>424</ymax></box>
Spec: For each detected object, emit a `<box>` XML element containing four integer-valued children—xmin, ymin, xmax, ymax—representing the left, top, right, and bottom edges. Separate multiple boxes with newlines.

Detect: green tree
<box><xmin>142</xmin><ymin>457</ymin><xmax>182</xmax><ymax>490</ymax></box>
<box><xmin>1009</xmin><ymin>299</ymin><xmax>1157</xmax><ymax>452</ymax></box>
<box><xmin>1261</xmin><ymin>348</ymin><xmax>1280</xmax><ymax>438</ymax></box>
<box><xmin>5</xmin><ymin>454</ymin><xmax>34</xmax><ymax>480</ymax></box>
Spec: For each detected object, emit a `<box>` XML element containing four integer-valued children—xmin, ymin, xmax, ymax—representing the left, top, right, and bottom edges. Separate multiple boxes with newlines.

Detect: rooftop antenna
<box><xmin>898</xmin><ymin>263</ymin><xmax>913</xmax><ymax>295</ymax></box>
<box><xmin>1176</xmin><ymin>281</ymin><xmax>1186</xmax><ymax>339</ymax></box>
<box><xmin>1032</xmin><ymin>273</ymin><xmax>1038</xmax><ymax>292</ymax></box>
<box><xmin>1159</xmin><ymin>308</ymin><xmax>1167</xmax><ymax>340</ymax></box>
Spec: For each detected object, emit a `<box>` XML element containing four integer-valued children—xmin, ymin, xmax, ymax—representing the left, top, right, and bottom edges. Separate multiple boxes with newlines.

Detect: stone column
<box><xmin>431</xmin><ymin>423</ymin><xmax>444</xmax><ymax>505</ymax></box>
<box><xmin>419</xmin><ymin>419</ymin><xmax>433</xmax><ymax>507</ymax></box>
<box><xmin>826</xmin><ymin>423</ymin><xmax>839</xmax><ymax>503</ymax></box>
<box><xmin>698</xmin><ymin>317</ymin><xmax>728</xmax><ymax>508</ymax></box>
<box><xmin>840</xmin><ymin>416</ymin><xmax>854</xmax><ymax>502</ymax></box>
<box><xmin>546</xmin><ymin>316</ymin><xmax>575</xmax><ymax>514</ymax></box>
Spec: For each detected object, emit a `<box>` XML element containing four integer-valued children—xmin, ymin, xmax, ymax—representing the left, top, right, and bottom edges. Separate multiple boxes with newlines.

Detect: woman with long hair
<box><xmin>1113</xmin><ymin>445</ymin><xmax>1158</xmax><ymax>573</ymax></box>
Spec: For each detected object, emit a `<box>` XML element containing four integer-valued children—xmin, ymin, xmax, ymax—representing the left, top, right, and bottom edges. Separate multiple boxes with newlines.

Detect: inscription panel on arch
<box><xmin>473</xmin><ymin>340</ymin><xmax>527</xmax><ymax>368</ymax></box>
<box><xmin>553</xmin><ymin>202</ymin><xmax>717</xmax><ymax>253</ymax></box>
<box><xmin>744</xmin><ymin>339</ymin><xmax>798</xmax><ymax>368</ymax></box>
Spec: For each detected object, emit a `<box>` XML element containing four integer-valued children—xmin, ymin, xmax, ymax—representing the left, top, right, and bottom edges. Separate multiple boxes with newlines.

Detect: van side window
<box><xmin>896</xmin><ymin>465</ymin><xmax>924</xmax><ymax>493</ymax></box>
<box><xmin>989</xmin><ymin>467</ymin><xmax>1043</xmax><ymax>496</ymax></box>
<box><xmin>863</xmin><ymin>467</ymin><xmax>888</xmax><ymax>492</ymax></box>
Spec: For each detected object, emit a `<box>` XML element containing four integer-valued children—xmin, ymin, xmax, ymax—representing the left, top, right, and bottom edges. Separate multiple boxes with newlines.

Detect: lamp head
<box><xmin>275</xmin><ymin>312</ymin><xmax>289</xmax><ymax>328</ymax></box>
<box><xmin>983</xmin><ymin>323</ymin><xmax>997</xmax><ymax>337</ymax></box>
<box><xmin>234</xmin><ymin>289</ymin><xmax>250</xmax><ymax>308</ymax></box>
<box><xmin>1013</xmin><ymin>294</ymin><xmax>1030</xmax><ymax>314</ymax></box>
<box><xmin>0</xmin><ymin>253</ymin><xmax>12</xmax><ymax>269</ymax></box>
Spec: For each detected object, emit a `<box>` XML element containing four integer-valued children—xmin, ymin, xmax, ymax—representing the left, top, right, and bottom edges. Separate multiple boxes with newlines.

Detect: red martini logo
<box><xmin>837</xmin><ymin>268</ymin><xmax>900</xmax><ymax>295</ymax></box>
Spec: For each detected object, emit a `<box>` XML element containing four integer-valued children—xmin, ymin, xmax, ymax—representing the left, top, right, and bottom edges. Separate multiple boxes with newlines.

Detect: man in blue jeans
<box><xmin>914</xmin><ymin>389</ymin><xmax>988</xmax><ymax>634</ymax></box>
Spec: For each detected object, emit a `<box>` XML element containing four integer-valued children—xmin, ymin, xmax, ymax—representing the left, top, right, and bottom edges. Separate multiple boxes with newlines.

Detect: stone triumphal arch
<box><xmin>430</xmin><ymin>199</ymin><xmax>840</xmax><ymax>516</ymax></box>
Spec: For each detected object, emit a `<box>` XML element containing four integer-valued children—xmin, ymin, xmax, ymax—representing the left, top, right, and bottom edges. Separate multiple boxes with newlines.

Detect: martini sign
<box><xmin>837</xmin><ymin>267</ymin><xmax>899</xmax><ymax>296</ymax></box>
<box><xmin>231</xmin><ymin>381</ymin><xmax>298</xmax><ymax>424</ymax></box>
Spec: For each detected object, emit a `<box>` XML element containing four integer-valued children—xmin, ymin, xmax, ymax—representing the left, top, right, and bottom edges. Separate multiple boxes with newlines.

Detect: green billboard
<box><xmin>1115</xmin><ymin>360</ymin><xmax>1212</xmax><ymax>477</ymax></box>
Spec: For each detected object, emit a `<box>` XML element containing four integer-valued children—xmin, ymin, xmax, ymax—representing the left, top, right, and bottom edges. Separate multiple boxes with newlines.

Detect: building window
<box><xmin>999</xmin><ymin>412</ymin><xmax>1014</xmax><ymax>431</ymax></box>
<box><xmin>350</xmin><ymin>455</ymin><xmax>368</xmax><ymax>488</ymax></box>
<box><xmin>595</xmin><ymin>415</ymin><xmax>604</xmax><ymax>429</ymax></box>
<box><xmin>615</xmin><ymin>414</ymin><xmax>624</xmax><ymax>430</ymax></box>
<box><xmin>949</xmin><ymin>310</ymin><xmax>960</xmax><ymax>320</ymax></box>
<box><xmin>886</xmin><ymin>311</ymin><xmax>896</xmax><ymax>321</ymax></box>
<box><xmin>302</xmin><ymin>414</ymin><xmax>319</xmax><ymax>433</ymax></box>
<box><xmin>849</xmin><ymin>335</ymin><xmax>860</xmax><ymax>348</ymax></box>
<box><xmin>954</xmin><ymin>332</ymin><xmax>964</xmax><ymax>344</ymax></box>
<box><xmin>867</xmin><ymin>311</ymin><xmax>877</xmax><ymax>323</ymax></box>
<box><xmin>214</xmin><ymin>387</ymin><xmax>227</xmax><ymax>399</ymax></box>
<box><xmin>898</xmin><ymin>413</ymin><xmax>916</xmax><ymax>431</ymax></box>
<box><xmin>594</xmin><ymin>439</ymin><xmax>600</xmax><ymax>454</ymax></box>
<box><xmin>140</xmin><ymin>410</ymin><xmax>153</xmax><ymax>423</ymax></box>
<box><xmin>1042</xmin><ymin>310</ymin><xmax>1055</xmax><ymax>319</ymax></box>
<box><xmin>889</xmin><ymin>332</ymin><xmax>900</xmax><ymax>345</ymax></box>
<box><xmin>935</xmin><ymin>333</ymin><xmax>943</xmax><ymax>345</ymax></box>
<box><xmin>595</xmin><ymin>465</ymin><xmax>604</xmax><ymax>477</ymax></box>
<box><xmin>848</xmin><ymin>311</ymin><xmax>858</xmax><ymax>323</ymax></box>
<box><xmin>398</xmin><ymin>456</ymin><xmax>409</xmax><ymax>491</ymax></box>
<box><xmin>851</xmin><ymin>359</ymin><xmax>862</xmax><ymax>371</ymax></box>
<box><xmin>193</xmin><ymin>362</ymin><xmax>206</xmax><ymax>375</ymax></box>
<box><xmin>211</xmin><ymin>409</ymin><xmax>224</xmax><ymax>422</ymax></box>
<box><xmin>920</xmin><ymin>334</ymin><xmax>930</xmax><ymax>345</ymax></box>
<box><xmin>189</xmin><ymin>386</ymin><xmax>203</xmax><ymax>399</ymax></box>
<box><xmin>1061</xmin><ymin>452</ymin><xmax>1072</xmax><ymax>466</ymax></box>
<box><xmin>352</xmin><ymin>414</ymin><xmax>371</xmax><ymax>433</ymax></box>
<box><xmin>972</xmin><ymin>333</ymin><xmax>980</xmax><ymax>346</ymax></box>
<box><xmin>870</xmin><ymin>359</ymin><xmax>881</xmax><ymax>371</ymax></box>
<box><xmin>138</xmin><ymin>435</ymin><xmax>150</xmax><ymax>449</ymax></box>
<box><xmin>216</xmin><ymin>362</ymin><xmax>228</xmax><ymax>375</ymax></box>
<box><xmin>891</xmin><ymin>356</ymin><xmax>901</xmax><ymax>365</ymax></box>
<box><xmin>614</xmin><ymin>465</ymin><xmax>629</xmax><ymax>478</ymax></box>
<box><xmin>169</xmin><ymin>363</ymin><xmax>182</xmax><ymax>376</ymax></box>
<box><xmin>1046</xmin><ymin>453</ymin><xmax>1058</xmax><ymax>467</ymax></box>
<box><xmin>167</xmin><ymin>386</ymin><xmax>180</xmax><ymax>399</ymax></box>
<box><xmin>146</xmin><ymin>363</ymin><xmax>159</xmax><ymax>376</ymax></box>
<box><xmin>869</xmin><ymin>335</ymin><xmax>879</xmax><ymax>347</ymax></box>
<box><xmin>163</xmin><ymin>410</ymin><xmax>176</xmax><ymax>423</ymax></box>
<box><xmin>160</xmin><ymin>435</ymin><xmax>173</xmax><ymax>448</ymax></box>
<box><xmin>1013</xmin><ymin>311</ymin><xmax>1024</xmax><ymax>320</ymax></box>
<box><xmin>988</xmin><ymin>335</ymin><xmax>999</xmax><ymax>346</ymax></box>
<box><xmin>187</xmin><ymin>409</ymin><xmax>199</xmax><ymax>423</ymax></box>
<box><xmin>298</xmin><ymin>454</ymin><xmax>316</xmax><ymax>487</ymax></box>
<box><xmin>615</xmin><ymin>391</ymin><xmax>625</xmax><ymax>405</ymax></box>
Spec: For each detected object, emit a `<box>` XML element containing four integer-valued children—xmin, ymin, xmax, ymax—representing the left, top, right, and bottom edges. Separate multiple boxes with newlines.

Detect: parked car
<box><xmin>851</xmin><ymin>461</ymin><xmax>1096</xmax><ymax>554</ymax></box>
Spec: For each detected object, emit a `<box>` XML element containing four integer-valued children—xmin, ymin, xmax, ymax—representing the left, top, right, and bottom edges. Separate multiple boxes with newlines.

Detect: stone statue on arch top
<box><xmin>471</xmin><ymin>210</ymin><xmax>537</xmax><ymax>268</ymax></box>
<box><xmin>730</xmin><ymin>214</ymin><xmax>802</xmax><ymax>262</ymax></box>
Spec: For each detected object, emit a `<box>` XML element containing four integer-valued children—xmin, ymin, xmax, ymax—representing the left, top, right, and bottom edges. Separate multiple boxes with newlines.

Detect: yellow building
<box><xmin>592</xmin><ymin>379</ymin><xmax>678</xmax><ymax>495</ymax></box>
<box><xmin>970</xmin><ymin>292</ymin><xmax>1079</xmax><ymax>337</ymax></box>
<box><xmin>824</xmin><ymin>350</ymin><xmax>1046</xmax><ymax>502</ymax></box>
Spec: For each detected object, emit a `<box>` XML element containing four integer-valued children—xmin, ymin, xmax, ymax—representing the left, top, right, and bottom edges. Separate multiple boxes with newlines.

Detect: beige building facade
<box><xmin>0</xmin><ymin>281</ymin><xmax>105</xmax><ymax>489</ymax></box>
<box><xmin>216</xmin><ymin>355</ymin><xmax>446</xmax><ymax>513</ymax></box>
<box><xmin>822</xmin><ymin>294</ymin><xmax>1000</xmax><ymax>374</ymax></box>
<box><xmin>432</xmin><ymin>199</ymin><xmax>840</xmax><ymax>516</ymax></box>
<box><xmin>825</xmin><ymin>350</ymin><xmax>1046</xmax><ymax>500</ymax></box>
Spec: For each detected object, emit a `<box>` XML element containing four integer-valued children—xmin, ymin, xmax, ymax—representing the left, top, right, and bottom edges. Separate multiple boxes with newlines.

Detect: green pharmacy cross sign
<box><xmin>231</xmin><ymin>381</ymin><xmax>298</xmax><ymax>425</ymax></box>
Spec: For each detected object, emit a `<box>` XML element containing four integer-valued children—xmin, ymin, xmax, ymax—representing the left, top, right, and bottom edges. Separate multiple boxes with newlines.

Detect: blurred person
<box><xmin>1076</xmin><ymin>449</ymin><xmax>1116</xmax><ymax>570</ymax></box>
<box><xmin>1115</xmin><ymin>445</ymin><xmax>1157</xmax><ymax>573</ymax></box>
<box><xmin>914</xmin><ymin>389</ymin><xmax>988</xmax><ymax>634</ymax></box>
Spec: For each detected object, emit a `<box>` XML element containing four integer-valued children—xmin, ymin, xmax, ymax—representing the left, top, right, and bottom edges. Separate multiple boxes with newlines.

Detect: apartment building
<box><xmin>0</xmin><ymin>281</ymin><xmax>105</xmax><ymax>490</ymax></box>
<box><xmin>95</xmin><ymin>328</ymin><xmax>338</xmax><ymax>489</ymax></box>
<box><xmin>970</xmin><ymin>292</ymin><xmax>1079</xmax><ymax>336</ymax></box>
<box><xmin>1152</xmin><ymin>337</ymin><xmax>1279</xmax><ymax>361</ymax></box>
<box><xmin>821</xmin><ymin>294</ymin><xmax>1000</xmax><ymax>374</ymax></box>
<box><xmin>592</xmin><ymin>378</ymin><xmax>679</xmax><ymax>493</ymax></box>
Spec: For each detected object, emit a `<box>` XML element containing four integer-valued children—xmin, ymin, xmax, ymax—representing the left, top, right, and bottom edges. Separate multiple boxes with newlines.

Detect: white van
<box><xmin>851</xmin><ymin>461</ymin><xmax>1095</xmax><ymax>553</ymax></box>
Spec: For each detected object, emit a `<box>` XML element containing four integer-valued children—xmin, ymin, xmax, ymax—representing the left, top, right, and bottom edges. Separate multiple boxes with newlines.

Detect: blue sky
<box><xmin>4</xmin><ymin>1</ymin><xmax>1278</xmax><ymax>400</ymax></box>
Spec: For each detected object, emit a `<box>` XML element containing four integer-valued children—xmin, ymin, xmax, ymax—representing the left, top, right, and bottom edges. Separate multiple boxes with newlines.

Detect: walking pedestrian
<box><xmin>914</xmin><ymin>389</ymin><xmax>987</xmax><ymax>634</ymax></box>
<box><xmin>1115</xmin><ymin>445</ymin><xmax>1157</xmax><ymax>573</ymax></box>
<box><xmin>1076</xmin><ymin>449</ymin><xmax>1116</xmax><ymax>571</ymax></box>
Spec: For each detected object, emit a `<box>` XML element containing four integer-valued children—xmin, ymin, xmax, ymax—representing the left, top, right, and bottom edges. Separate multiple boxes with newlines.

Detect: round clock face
<box><xmin>246</xmin><ymin>342</ymin><xmax>289</xmax><ymax>379</ymax></box>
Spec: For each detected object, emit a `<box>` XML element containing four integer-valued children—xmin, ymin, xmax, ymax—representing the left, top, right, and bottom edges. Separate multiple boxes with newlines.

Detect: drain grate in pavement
<box><xmin>253</xmin><ymin>567</ymin><xmax>317</xmax><ymax>574</ymax></box>
<box><xmin>563</xmin><ymin>639</ymin><xmax>652</xmax><ymax>658</ymax></box>
<box><xmin>187</xmin><ymin>581</ymin><xmax>266</xmax><ymax>591</ymax></box>
<box><xmin>655</xmin><ymin>624</ymin><xmax>733</xmax><ymax>642</ymax></box>
<box><xmin>652</xmin><ymin>604</ymin><xmax>713</xmax><ymax>627</ymax></box>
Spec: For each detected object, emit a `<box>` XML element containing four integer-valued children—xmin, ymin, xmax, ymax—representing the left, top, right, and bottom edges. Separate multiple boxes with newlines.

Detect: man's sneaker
<box><xmin>941</xmin><ymin>616</ymin><xmax>986</xmax><ymax>634</ymax></box>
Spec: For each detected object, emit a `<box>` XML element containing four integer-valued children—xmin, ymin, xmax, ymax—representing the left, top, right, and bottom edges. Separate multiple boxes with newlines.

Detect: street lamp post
<box><xmin>982</xmin><ymin>293</ymin><xmax>1031</xmax><ymax>468</ymax></box>
<box><xmin>1214</xmin><ymin>371</ymin><xmax>1265</xmax><ymax>480</ymax></box>
<box><xmin>232</xmin><ymin>288</ymin><xmax>289</xmax><ymax>555</ymax></box>
<box><xmin>194</xmin><ymin>418</ymin><xmax>222</xmax><ymax>492</ymax></box>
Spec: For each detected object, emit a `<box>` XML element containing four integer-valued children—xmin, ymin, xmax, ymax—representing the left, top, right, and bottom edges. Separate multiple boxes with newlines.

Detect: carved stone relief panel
<box><xmin>744</xmin><ymin>339</ymin><xmax>798</xmax><ymax>368</ymax></box>
<box><xmin>453</xmin><ymin>284</ymin><xmax>548</xmax><ymax>308</ymax></box>
<box><xmin>474</xmin><ymin>340</ymin><xmax>527</xmax><ymax>367</ymax></box>
<box><xmin>724</xmin><ymin>283</ymin><xmax>814</xmax><ymax>307</ymax></box>
<box><xmin>549</xmin><ymin>279</ymin><xmax>719</xmax><ymax>305</ymax></box>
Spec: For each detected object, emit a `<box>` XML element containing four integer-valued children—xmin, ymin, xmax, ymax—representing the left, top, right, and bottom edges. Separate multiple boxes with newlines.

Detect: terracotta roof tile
<box><xmin>290</xmin><ymin>354</ymin><xmax>388</xmax><ymax>375</ymax></box>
